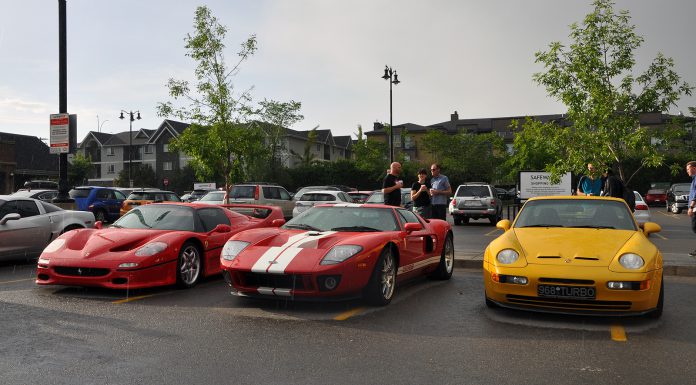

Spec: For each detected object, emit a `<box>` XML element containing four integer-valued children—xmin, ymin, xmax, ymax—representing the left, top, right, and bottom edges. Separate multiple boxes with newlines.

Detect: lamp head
<box><xmin>119</xmin><ymin>112</ymin><xmax>125</xmax><ymax>120</ymax></box>
<box><xmin>392</xmin><ymin>72</ymin><xmax>400</xmax><ymax>85</ymax></box>
<box><xmin>382</xmin><ymin>66</ymin><xmax>390</xmax><ymax>80</ymax></box>
<box><xmin>136</xmin><ymin>112</ymin><xmax>141</xmax><ymax>120</ymax></box>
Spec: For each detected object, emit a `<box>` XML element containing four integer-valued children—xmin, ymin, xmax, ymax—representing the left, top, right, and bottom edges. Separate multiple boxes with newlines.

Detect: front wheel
<box><xmin>364</xmin><ymin>247</ymin><xmax>397</xmax><ymax>306</ymax></box>
<box><xmin>176</xmin><ymin>242</ymin><xmax>202</xmax><ymax>289</ymax></box>
<box><xmin>430</xmin><ymin>233</ymin><xmax>454</xmax><ymax>280</ymax></box>
<box><xmin>648</xmin><ymin>277</ymin><xmax>664</xmax><ymax>319</ymax></box>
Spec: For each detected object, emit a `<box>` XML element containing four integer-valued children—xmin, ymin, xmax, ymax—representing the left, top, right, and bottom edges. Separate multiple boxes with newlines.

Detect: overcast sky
<box><xmin>1</xmin><ymin>0</ymin><xmax>695</xmax><ymax>143</ymax></box>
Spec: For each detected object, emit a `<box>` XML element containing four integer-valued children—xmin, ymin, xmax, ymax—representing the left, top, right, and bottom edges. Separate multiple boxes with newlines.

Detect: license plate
<box><xmin>537</xmin><ymin>285</ymin><xmax>595</xmax><ymax>299</ymax></box>
<box><xmin>464</xmin><ymin>200</ymin><xmax>482</xmax><ymax>207</ymax></box>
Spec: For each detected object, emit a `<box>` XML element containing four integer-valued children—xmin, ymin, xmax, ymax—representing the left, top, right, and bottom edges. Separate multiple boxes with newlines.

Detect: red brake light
<box><xmin>452</xmin><ymin>199</ymin><xmax>457</xmax><ymax>206</ymax></box>
<box><xmin>491</xmin><ymin>199</ymin><xmax>496</xmax><ymax>205</ymax></box>
<box><xmin>635</xmin><ymin>204</ymin><xmax>648</xmax><ymax>210</ymax></box>
<box><xmin>254</xmin><ymin>185</ymin><xmax>259</xmax><ymax>200</ymax></box>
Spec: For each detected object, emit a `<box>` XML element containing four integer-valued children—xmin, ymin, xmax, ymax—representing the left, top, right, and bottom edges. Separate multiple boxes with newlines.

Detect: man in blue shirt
<box><xmin>578</xmin><ymin>163</ymin><xmax>603</xmax><ymax>196</ymax></box>
<box><xmin>686</xmin><ymin>161</ymin><xmax>696</xmax><ymax>256</ymax></box>
<box><xmin>429</xmin><ymin>163</ymin><xmax>451</xmax><ymax>221</ymax></box>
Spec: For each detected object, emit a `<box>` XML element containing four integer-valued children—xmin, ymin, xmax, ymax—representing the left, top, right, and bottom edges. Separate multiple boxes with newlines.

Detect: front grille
<box><xmin>54</xmin><ymin>266</ymin><xmax>110</xmax><ymax>277</ymax></box>
<box><xmin>506</xmin><ymin>294</ymin><xmax>631</xmax><ymax>311</ymax></box>
<box><xmin>539</xmin><ymin>277</ymin><xmax>595</xmax><ymax>285</ymax></box>
<box><xmin>241</xmin><ymin>272</ymin><xmax>307</xmax><ymax>290</ymax></box>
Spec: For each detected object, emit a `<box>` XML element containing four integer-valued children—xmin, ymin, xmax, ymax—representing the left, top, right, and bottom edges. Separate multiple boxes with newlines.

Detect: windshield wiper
<box><xmin>330</xmin><ymin>226</ymin><xmax>380</xmax><ymax>232</ymax></box>
<box><xmin>568</xmin><ymin>225</ymin><xmax>615</xmax><ymax>229</ymax></box>
<box><xmin>519</xmin><ymin>224</ymin><xmax>564</xmax><ymax>228</ymax></box>
<box><xmin>285</xmin><ymin>224</ymin><xmax>323</xmax><ymax>232</ymax></box>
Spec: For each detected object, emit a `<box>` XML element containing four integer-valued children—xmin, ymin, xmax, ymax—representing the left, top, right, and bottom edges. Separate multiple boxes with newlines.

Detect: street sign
<box><xmin>49</xmin><ymin>113</ymin><xmax>70</xmax><ymax>154</ymax></box>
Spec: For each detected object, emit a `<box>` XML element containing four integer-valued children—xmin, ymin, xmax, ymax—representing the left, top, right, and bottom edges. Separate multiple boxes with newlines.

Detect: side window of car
<box><xmin>96</xmin><ymin>189</ymin><xmax>109</xmax><ymax>199</ymax></box>
<box><xmin>278</xmin><ymin>188</ymin><xmax>291</xmax><ymax>200</ymax></box>
<box><xmin>17</xmin><ymin>200</ymin><xmax>40</xmax><ymax>218</ymax></box>
<box><xmin>197</xmin><ymin>208</ymin><xmax>231</xmax><ymax>232</ymax></box>
<box><xmin>114</xmin><ymin>190</ymin><xmax>126</xmax><ymax>200</ymax></box>
<box><xmin>0</xmin><ymin>201</ymin><xmax>18</xmax><ymax>218</ymax></box>
<box><xmin>397</xmin><ymin>208</ymin><xmax>421</xmax><ymax>225</ymax></box>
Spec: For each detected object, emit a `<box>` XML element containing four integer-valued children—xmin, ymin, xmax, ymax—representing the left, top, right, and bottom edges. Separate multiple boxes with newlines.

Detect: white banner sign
<box><xmin>49</xmin><ymin>113</ymin><xmax>70</xmax><ymax>154</ymax></box>
<box><xmin>519</xmin><ymin>171</ymin><xmax>572</xmax><ymax>199</ymax></box>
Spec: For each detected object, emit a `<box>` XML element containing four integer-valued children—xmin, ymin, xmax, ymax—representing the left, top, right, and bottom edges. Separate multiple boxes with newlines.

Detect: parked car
<box><xmin>36</xmin><ymin>203</ymin><xmax>285</xmax><ymax>289</ymax></box>
<box><xmin>188</xmin><ymin>189</ymin><xmax>215</xmax><ymax>202</ymax></box>
<box><xmin>644</xmin><ymin>189</ymin><xmax>667</xmax><ymax>207</ymax></box>
<box><xmin>0</xmin><ymin>196</ymin><xmax>94</xmax><ymax>261</ymax></box>
<box><xmin>68</xmin><ymin>186</ymin><xmax>127</xmax><ymax>223</ymax></box>
<box><xmin>227</xmin><ymin>183</ymin><xmax>295</xmax><ymax>219</ymax></box>
<box><xmin>364</xmin><ymin>189</ymin><xmax>413</xmax><ymax>210</ymax></box>
<box><xmin>220</xmin><ymin>203</ymin><xmax>453</xmax><ymax>305</ymax></box>
<box><xmin>120</xmin><ymin>190</ymin><xmax>181</xmax><ymax>216</ymax></box>
<box><xmin>294</xmin><ymin>186</ymin><xmax>342</xmax><ymax>201</ymax></box>
<box><xmin>347</xmin><ymin>190</ymin><xmax>374</xmax><ymax>203</ymax></box>
<box><xmin>633</xmin><ymin>191</ymin><xmax>651</xmax><ymax>224</ymax></box>
<box><xmin>449</xmin><ymin>183</ymin><xmax>503</xmax><ymax>225</ymax></box>
<box><xmin>666</xmin><ymin>183</ymin><xmax>691</xmax><ymax>214</ymax></box>
<box><xmin>293</xmin><ymin>190</ymin><xmax>354</xmax><ymax>217</ymax></box>
<box><xmin>197</xmin><ymin>190</ymin><xmax>227</xmax><ymax>204</ymax></box>
<box><xmin>22</xmin><ymin>180</ymin><xmax>58</xmax><ymax>190</ymax></box>
<box><xmin>11</xmin><ymin>189</ymin><xmax>59</xmax><ymax>202</ymax></box>
<box><xmin>484</xmin><ymin>196</ymin><xmax>663</xmax><ymax>318</ymax></box>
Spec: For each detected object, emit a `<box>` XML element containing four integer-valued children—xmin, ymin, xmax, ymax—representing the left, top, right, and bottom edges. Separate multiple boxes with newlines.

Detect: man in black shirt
<box><xmin>382</xmin><ymin>162</ymin><xmax>403</xmax><ymax>206</ymax></box>
<box><xmin>411</xmin><ymin>168</ymin><xmax>431</xmax><ymax>218</ymax></box>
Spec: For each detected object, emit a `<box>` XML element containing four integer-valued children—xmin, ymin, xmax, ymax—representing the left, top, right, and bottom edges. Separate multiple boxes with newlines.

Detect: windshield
<box><xmin>514</xmin><ymin>199</ymin><xmax>636</xmax><ymax>230</ymax></box>
<box><xmin>674</xmin><ymin>185</ymin><xmax>690</xmax><ymax>194</ymax></box>
<box><xmin>365</xmin><ymin>192</ymin><xmax>383</xmax><ymax>203</ymax></box>
<box><xmin>112</xmin><ymin>205</ymin><xmax>195</xmax><ymax>231</ymax></box>
<box><xmin>284</xmin><ymin>206</ymin><xmax>398</xmax><ymax>232</ymax></box>
<box><xmin>229</xmin><ymin>186</ymin><xmax>255</xmax><ymax>199</ymax></box>
<box><xmin>456</xmin><ymin>186</ymin><xmax>490</xmax><ymax>197</ymax></box>
<box><xmin>200</xmin><ymin>191</ymin><xmax>225</xmax><ymax>201</ymax></box>
<box><xmin>69</xmin><ymin>189</ymin><xmax>91</xmax><ymax>198</ymax></box>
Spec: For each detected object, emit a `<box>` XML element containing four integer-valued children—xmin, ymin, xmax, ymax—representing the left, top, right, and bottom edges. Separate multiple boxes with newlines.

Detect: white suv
<box><xmin>292</xmin><ymin>190</ymin><xmax>354</xmax><ymax>217</ymax></box>
<box><xmin>449</xmin><ymin>183</ymin><xmax>503</xmax><ymax>226</ymax></box>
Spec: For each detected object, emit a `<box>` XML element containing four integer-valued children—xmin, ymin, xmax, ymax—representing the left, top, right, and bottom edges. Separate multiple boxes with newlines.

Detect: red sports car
<box><xmin>644</xmin><ymin>189</ymin><xmax>667</xmax><ymax>206</ymax></box>
<box><xmin>220</xmin><ymin>203</ymin><xmax>454</xmax><ymax>305</ymax></box>
<box><xmin>36</xmin><ymin>203</ymin><xmax>284</xmax><ymax>289</ymax></box>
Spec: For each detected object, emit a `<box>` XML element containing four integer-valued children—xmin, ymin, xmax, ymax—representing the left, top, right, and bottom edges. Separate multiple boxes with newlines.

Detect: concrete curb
<box><xmin>454</xmin><ymin>256</ymin><xmax>696</xmax><ymax>277</ymax></box>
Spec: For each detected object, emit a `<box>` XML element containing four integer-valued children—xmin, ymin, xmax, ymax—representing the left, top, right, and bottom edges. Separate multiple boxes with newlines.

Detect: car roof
<box><xmin>526</xmin><ymin>195</ymin><xmax>626</xmax><ymax>203</ymax></box>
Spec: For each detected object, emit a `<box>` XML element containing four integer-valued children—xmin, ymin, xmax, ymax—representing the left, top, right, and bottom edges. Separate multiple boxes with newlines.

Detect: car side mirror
<box><xmin>211</xmin><ymin>224</ymin><xmax>232</xmax><ymax>233</ymax></box>
<box><xmin>496</xmin><ymin>219</ymin><xmax>511</xmax><ymax>231</ymax></box>
<box><xmin>271</xmin><ymin>219</ymin><xmax>286</xmax><ymax>227</ymax></box>
<box><xmin>404</xmin><ymin>222</ymin><xmax>422</xmax><ymax>232</ymax></box>
<box><xmin>642</xmin><ymin>222</ymin><xmax>661</xmax><ymax>236</ymax></box>
<box><xmin>0</xmin><ymin>213</ymin><xmax>21</xmax><ymax>225</ymax></box>
<box><xmin>94</xmin><ymin>221</ymin><xmax>103</xmax><ymax>229</ymax></box>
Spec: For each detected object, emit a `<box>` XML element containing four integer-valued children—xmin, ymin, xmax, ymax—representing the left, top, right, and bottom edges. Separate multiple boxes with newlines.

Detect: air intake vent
<box><xmin>537</xmin><ymin>256</ymin><xmax>560</xmax><ymax>259</ymax></box>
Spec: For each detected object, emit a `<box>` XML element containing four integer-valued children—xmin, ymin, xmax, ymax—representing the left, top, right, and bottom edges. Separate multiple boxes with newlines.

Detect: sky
<box><xmin>1</xmin><ymin>0</ymin><xmax>695</xmax><ymax>144</ymax></box>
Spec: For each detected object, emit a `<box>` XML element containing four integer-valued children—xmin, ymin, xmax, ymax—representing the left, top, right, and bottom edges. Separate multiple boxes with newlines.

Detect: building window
<box><xmin>163</xmin><ymin>161</ymin><xmax>173</xmax><ymax>171</ymax></box>
<box><xmin>316</xmin><ymin>143</ymin><xmax>320</xmax><ymax>151</ymax></box>
<box><xmin>106</xmin><ymin>147</ymin><xmax>114</xmax><ymax>156</ymax></box>
<box><xmin>163</xmin><ymin>144</ymin><xmax>169</xmax><ymax>153</ymax></box>
<box><xmin>145</xmin><ymin>145</ymin><xmax>153</xmax><ymax>154</ymax></box>
<box><xmin>107</xmin><ymin>164</ymin><xmax>115</xmax><ymax>174</ymax></box>
<box><xmin>506</xmin><ymin>143</ymin><xmax>514</xmax><ymax>154</ymax></box>
<box><xmin>394</xmin><ymin>134</ymin><xmax>401</xmax><ymax>148</ymax></box>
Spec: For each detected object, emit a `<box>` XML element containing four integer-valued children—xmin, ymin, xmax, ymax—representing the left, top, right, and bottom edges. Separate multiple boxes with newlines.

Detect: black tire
<box><xmin>60</xmin><ymin>225</ymin><xmax>82</xmax><ymax>235</ymax></box>
<box><xmin>176</xmin><ymin>241</ymin><xmax>202</xmax><ymax>289</ymax></box>
<box><xmin>429</xmin><ymin>233</ymin><xmax>454</xmax><ymax>280</ymax></box>
<box><xmin>462</xmin><ymin>217</ymin><xmax>469</xmax><ymax>224</ymax></box>
<box><xmin>364</xmin><ymin>247</ymin><xmax>397</xmax><ymax>306</ymax></box>
<box><xmin>94</xmin><ymin>209</ymin><xmax>107</xmax><ymax>223</ymax></box>
<box><xmin>453</xmin><ymin>216</ymin><xmax>462</xmax><ymax>226</ymax></box>
<box><xmin>648</xmin><ymin>276</ymin><xmax>664</xmax><ymax>319</ymax></box>
<box><xmin>488</xmin><ymin>214</ymin><xmax>498</xmax><ymax>225</ymax></box>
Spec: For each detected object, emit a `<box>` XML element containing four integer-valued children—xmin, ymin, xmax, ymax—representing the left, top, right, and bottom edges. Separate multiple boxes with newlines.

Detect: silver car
<box><xmin>0</xmin><ymin>195</ymin><xmax>95</xmax><ymax>261</ymax></box>
<box><xmin>292</xmin><ymin>190</ymin><xmax>354</xmax><ymax>217</ymax></box>
<box><xmin>633</xmin><ymin>191</ymin><xmax>652</xmax><ymax>224</ymax></box>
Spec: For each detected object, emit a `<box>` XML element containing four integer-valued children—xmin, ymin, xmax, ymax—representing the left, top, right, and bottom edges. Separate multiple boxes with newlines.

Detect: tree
<box><xmin>256</xmin><ymin>99</ymin><xmax>304</xmax><ymax>179</ymax></box>
<box><xmin>517</xmin><ymin>0</ymin><xmax>692</xmax><ymax>184</ymax></box>
<box><xmin>68</xmin><ymin>153</ymin><xmax>92</xmax><ymax>187</ymax></box>
<box><xmin>115</xmin><ymin>163</ymin><xmax>156</xmax><ymax>188</ymax></box>
<box><xmin>157</xmin><ymin>6</ymin><xmax>266</xmax><ymax>197</ymax></box>
<box><xmin>291</xmin><ymin>126</ymin><xmax>319</xmax><ymax>167</ymax></box>
<box><xmin>351</xmin><ymin>125</ymin><xmax>389</xmax><ymax>184</ymax></box>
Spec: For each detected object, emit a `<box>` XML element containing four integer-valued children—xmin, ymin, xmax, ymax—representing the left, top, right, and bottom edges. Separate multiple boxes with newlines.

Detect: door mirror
<box><xmin>404</xmin><ymin>222</ymin><xmax>422</xmax><ymax>232</ymax></box>
<box><xmin>0</xmin><ymin>213</ymin><xmax>21</xmax><ymax>225</ymax></box>
<box><xmin>271</xmin><ymin>218</ymin><xmax>286</xmax><ymax>227</ymax></box>
<box><xmin>642</xmin><ymin>222</ymin><xmax>661</xmax><ymax>236</ymax></box>
<box><xmin>211</xmin><ymin>224</ymin><xmax>232</xmax><ymax>233</ymax></box>
<box><xmin>496</xmin><ymin>219</ymin><xmax>511</xmax><ymax>231</ymax></box>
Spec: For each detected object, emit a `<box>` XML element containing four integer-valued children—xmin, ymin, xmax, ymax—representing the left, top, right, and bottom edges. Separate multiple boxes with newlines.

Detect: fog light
<box><xmin>607</xmin><ymin>280</ymin><xmax>648</xmax><ymax>290</ymax></box>
<box><xmin>118</xmin><ymin>262</ymin><xmax>139</xmax><ymax>268</ymax></box>
<box><xmin>318</xmin><ymin>275</ymin><xmax>341</xmax><ymax>291</ymax></box>
<box><xmin>493</xmin><ymin>274</ymin><xmax>528</xmax><ymax>285</ymax></box>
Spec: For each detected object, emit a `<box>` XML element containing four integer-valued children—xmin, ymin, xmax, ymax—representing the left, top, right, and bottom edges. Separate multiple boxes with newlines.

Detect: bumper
<box><xmin>483</xmin><ymin>261</ymin><xmax>662</xmax><ymax>315</ymax></box>
<box><xmin>36</xmin><ymin>259</ymin><xmax>177</xmax><ymax>289</ymax></box>
<box><xmin>452</xmin><ymin>207</ymin><xmax>496</xmax><ymax>218</ymax></box>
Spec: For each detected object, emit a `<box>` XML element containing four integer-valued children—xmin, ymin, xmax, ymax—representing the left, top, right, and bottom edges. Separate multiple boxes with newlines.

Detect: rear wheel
<box><xmin>453</xmin><ymin>216</ymin><xmax>462</xmax><ymax>226</ymax></box>
<box><xmin>176</xmin><ymin>242</ymin><xmax>202</xmax><ymax>289</ymax></box>
<box><xmin>429</xmin><ymin>233</ymin><xmax>454</xmax><ymax>280</ymax></box>
<box><xmin>364</xmin><ymin>247</ymin><xmax>397</xmax><ymax>306</ymax></box>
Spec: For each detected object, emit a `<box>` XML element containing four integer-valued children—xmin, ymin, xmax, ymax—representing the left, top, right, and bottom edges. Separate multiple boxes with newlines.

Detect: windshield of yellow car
<box><xmin>514</xmin><ymin>199</ymin><xmax>637</xmax><ymax>231</ymax></box>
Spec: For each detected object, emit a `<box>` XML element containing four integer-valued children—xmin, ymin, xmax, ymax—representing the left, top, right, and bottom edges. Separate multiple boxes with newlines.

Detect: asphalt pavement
<box><xmin>450</xmin><ymin>204</ymin><xmax>696</xmax><ymax>276</ymax></box>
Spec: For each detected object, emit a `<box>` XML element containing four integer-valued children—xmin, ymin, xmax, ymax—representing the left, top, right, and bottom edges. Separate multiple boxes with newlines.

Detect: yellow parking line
<box><xmin>112</xmin><ymin>294</ymin><xmax>156</xmax><ymax>304</ymax></box>
<box><xmin>611</xmin><ymin>324</ymin><xmax>627</xmax><ymax>342</ymax></box>
<box><xmin>654</xmin><ymin>233</ymin><xmax>668</xmax><ymax>240</ymax></box>
<box><xmin>0</xmin><ymin>278</ymin><xmax>35</xmax><ymax>285</ymax></box>
<box><xmin>333</xmin><ymin>307</ymin><xmax>365</xmax><ymax>321</ymax></box>
<box><xmin>485</xmin><ymin>229</ymin><xmax>502</xmax><ymax>236</ymax></box>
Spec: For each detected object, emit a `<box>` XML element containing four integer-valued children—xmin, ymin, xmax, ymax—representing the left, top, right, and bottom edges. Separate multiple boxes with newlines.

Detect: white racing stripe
<box><xmin>251</xmin><ymin>231</ymin><xmax>337</xmax><ymax>274</ymax></box>
<box><xmin>397</xmin><ymin>256</ymin><xmax>441</xmax><ymax>275</ymax></box>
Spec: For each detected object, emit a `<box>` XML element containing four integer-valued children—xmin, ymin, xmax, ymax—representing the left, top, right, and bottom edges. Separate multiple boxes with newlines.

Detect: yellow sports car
<box><xmin>484</xmin><ymin>196</ymin><xmax>663</xmax><ymax>317</ymax></box>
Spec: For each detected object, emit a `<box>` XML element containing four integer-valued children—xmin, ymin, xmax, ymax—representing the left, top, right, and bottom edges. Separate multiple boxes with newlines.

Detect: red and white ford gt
<box><xmin>36</xmin><ymin>203</ymin><xmax>284</xmax><ymax>289</ymax></box>
<box><xmin>220</xmin><ymin>203</ymin><xmax>454</xmax><ymax>305</ymax></box>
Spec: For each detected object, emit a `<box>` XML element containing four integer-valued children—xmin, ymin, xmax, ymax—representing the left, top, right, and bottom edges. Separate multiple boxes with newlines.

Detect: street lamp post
<box><xmin>119</xmin><ymin>110</ymin><xmax>141</xmax><ymax>187</ymax></box>
<box><xmin>381</xmin><ymin>65</ymin><xmax>401</xmax><ymax>163</ymax></box>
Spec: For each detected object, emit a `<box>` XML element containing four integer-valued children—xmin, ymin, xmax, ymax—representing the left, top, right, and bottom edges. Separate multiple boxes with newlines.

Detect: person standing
<box><xmin>578</xmin><ymin>163</ymin><xmax>602</xmax><ymax>196</ymax></box>
<box><xmin>686</xmin><ymin>161</ymin><xmax>696</xmax><ymax>256</ymax></box>
<box><xmin>429</xmin><ymin>163</ymin><xmax>451</xmax><ymax>221</ymax></box>
<box><xmin>382</xmin><ymin>162</ymin><xmax>403</xmax><ymax>207</ymax></box>
<box><xmin>411</xmin><ymin>168</ymin><xmax>431</xmax><ymax>218</ymax></box>
<box><xmin>602</xmin><ymin>169</ymin><xmax>624</xmax><ymax>198</ymax></box>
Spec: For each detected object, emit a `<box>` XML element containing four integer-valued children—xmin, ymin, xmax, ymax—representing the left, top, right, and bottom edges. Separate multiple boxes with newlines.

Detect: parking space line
<box><xmin>654</xmin><ymin>233</ymin><xmax>668</xmax><ymax>240</ymax></box>
<box><xmin>0</xmin><ymin>278</ymin><xmax>35</xmax><ymax>285</ymax></box>
<box><xmin>610</xmin><ymin>324</ymin><xmax>627</xmax><ymax>342</ymax></box>
<box><xmin>485</xmin><ymin>229</ymin><xmax>502</xmax><ymax>237</ymax></box>
<box><xmin>333</xmin><ymin>307</ymin><xmax>365</xmax><ymax>321</ymax></box>
<box><xmin>112</xmin><ymin>294</ymin><xmax>156</xmax><ymax>304</ymax></box>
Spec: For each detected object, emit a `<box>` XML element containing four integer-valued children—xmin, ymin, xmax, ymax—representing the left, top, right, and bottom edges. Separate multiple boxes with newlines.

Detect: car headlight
<box><xmin>619</xmin><ymin>253</ymin><xmax>644</xmax><ymax>269</ymax></box>
<box><xmin>134</xmin><ymin>242</ymin><xmax>168</xmax><ymax>257</ymax></box>
<box><xmin>43</xmin><ymin>238</ymin><xmax>65</xmax><ymax>253</ymax></box>
<box><xmin>321</xmin><ymin>245</ymin><xmax>363</xmax><ymax>265</ymax></box>
<box><xmin>496</xmin><ymin>249</ymin><xmax>519</xmax><ymax>264</ymax></box>
<box><xmin>222</xmin><ymin>241</ymin><xmax>250</xmax><ymax>261</ymax></box>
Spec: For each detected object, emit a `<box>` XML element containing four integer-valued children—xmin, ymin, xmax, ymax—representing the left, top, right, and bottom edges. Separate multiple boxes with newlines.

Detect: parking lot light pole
<box><xmin>381</xmin><ymin>65</ymin><xmax>400</xmax><ymax>163</ymax></box>
<box><xmin>119</xmin><ymin>110</ymin><xmax>141</xmax><ymax>188</ymax></box>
